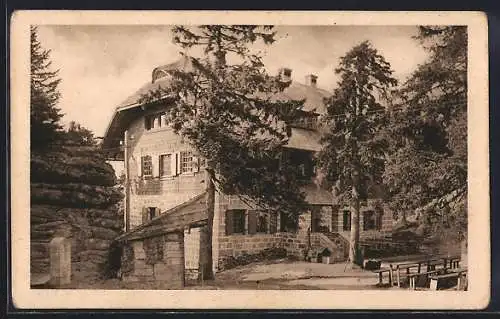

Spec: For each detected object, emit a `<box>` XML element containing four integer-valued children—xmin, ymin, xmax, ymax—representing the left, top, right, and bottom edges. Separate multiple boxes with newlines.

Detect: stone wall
<box><xmin>126</xmin><ymin>117</ymin><xmax>205</xmax><ymax>229</ymax></box>
<box><xmin>31</xmin><ymin>204</ymin><xmax>124</xmax><ymax>282</ymax></box>
<box><xmin>334</xmin><ymin>201</ymin><xmax>393</xmax><ymax>237</ymax></box>
<box><xmin>30</xmin><ymin>145</ymin><xmax>124</xmax><ymax>284</ymax></box>
<box><xmin>120</xmin><ymin>232</ymin><xmax>184</xmax><ymax>289</ymax></box>
<box><xmin>215</xmin><ymin>201</ymin><xmax>328</xmax><ymax>269</ymax></box>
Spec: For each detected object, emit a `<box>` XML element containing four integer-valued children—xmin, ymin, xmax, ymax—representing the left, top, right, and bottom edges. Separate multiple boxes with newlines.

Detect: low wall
<box><xmin>31</xmin><ymin>204</ymin><xmax>124</xmax><ymax>283</ymax></box>
<box><xmin>121</xmin><ymin>232</ymin><xmax>185</xmax><ymax>289</ymax></box>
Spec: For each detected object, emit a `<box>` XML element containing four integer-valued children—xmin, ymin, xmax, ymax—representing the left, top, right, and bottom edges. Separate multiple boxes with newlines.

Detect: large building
<box><xmin>102</xmin><ymin>57</ymin><xmax>393</xmax><ymax>282</ymax></box>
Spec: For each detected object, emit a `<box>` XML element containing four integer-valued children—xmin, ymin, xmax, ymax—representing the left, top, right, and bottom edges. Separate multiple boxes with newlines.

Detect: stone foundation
<box><xmin>120</xmin><ymin>232</ymin><xmax>185</xmax><ymax>289</ymax></box>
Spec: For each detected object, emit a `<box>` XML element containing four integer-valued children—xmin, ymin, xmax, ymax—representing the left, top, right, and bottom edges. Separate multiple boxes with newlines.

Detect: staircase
<box><xmin>310</xmin><ymin>231</ymin><xmax>350</xmax><ymax>262</ymax></box>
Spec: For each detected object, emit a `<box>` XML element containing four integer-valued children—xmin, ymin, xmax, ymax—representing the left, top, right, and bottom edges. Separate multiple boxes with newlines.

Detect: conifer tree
<box><xmin>384</xmin><ymin>26</ymin><xmax>467</xmax><ymax>241</ymax></box>
<box><xmin>142</xmin><ymin>26</ymin><xmax>307</xmax><ymax>278</ymax></box>
<box><xmin>30</xmin><ymin>26</ymin><xmax>64</xmax><ymax>152</ymax></box>
<box><xmin>317</xmin><ymin>41</ymin><xmax>397</xmax><ymax>266</ymax></box>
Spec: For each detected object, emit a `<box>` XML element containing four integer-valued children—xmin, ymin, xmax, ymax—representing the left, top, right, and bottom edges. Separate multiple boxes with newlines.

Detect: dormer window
<box><xmin>145</xmin><ymin>113</ymin><xmax>165</xmax><ymax>131</ymax></box>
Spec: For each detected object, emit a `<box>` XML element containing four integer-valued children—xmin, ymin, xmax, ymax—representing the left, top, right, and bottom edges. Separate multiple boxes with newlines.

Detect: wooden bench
<box><xmin>442</xmin><ymin>256</ymin><xmax>461</xmax><ymax>269</ymax></box>
<box><xmin>408</xmin><ymin>269</ymin><xmax>444</xmax><ymax>290</ymax></box>
<box><xmin>392</xmin><ymin>262</ymin><xmax>421</xmax><ymax>287</ymax></box>
<box><xmin>373</xmin><ymin>268</ymin><xmax>392</xmax><ymax>286</ymax></box>
<box><xmin>392</xmin><ymin>258</ymin><xmax>445</xmax><ymax>287</ymax></box>
<box><xmin>429</xmin><ymin>268</ymin><xmax>467</xmax><ymax>290</ymax></box>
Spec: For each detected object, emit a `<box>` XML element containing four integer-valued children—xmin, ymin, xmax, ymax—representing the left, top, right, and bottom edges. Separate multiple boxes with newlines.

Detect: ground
<box><xmin>57</xmin><ymin>258</ymin><xmax>390</xmax><ymax>290</ymax></box>
<box><xmin>188</xmin><ymin>258</ymin><xmax>383</xmax><ymax>290</ymax></box>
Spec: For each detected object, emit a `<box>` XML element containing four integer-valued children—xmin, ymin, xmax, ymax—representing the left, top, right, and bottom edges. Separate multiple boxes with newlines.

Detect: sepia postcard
<box><xmin>10</xmin><ymin>10</ymin><xmax>489</xmax><ymax>309</ymax></box>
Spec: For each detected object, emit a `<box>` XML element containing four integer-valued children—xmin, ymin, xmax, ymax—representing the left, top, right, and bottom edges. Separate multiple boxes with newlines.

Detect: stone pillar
<box><xmin>49</xmin><ymin>237</ymin><xmax>71</xmax><ymax>286</ymax></box>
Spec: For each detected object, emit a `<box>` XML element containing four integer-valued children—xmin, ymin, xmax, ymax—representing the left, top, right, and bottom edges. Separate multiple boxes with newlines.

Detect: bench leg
<box><xmin>457</xmin><ymin>275</ymin><xmax>461</xmax><ymax>291</ymax></box>
<box><xmin>430</xmin><ymin>278</ymin><xmax>438</xmax><ymax>290</ymax></box>
<box><xmin>379</xmin><ymin>272</ymin><xmax>383</xmax><ymax>285</ymax></box>
<box><xmin>397</xmin><ymin>270</ymin><xmax>401</xmax><ymax>288</ymax></box>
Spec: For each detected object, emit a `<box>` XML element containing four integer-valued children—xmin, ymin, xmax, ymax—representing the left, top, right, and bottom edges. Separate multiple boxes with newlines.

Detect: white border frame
<box><xmin>10</xmin><ymin>10</ymin><xmax>489</xmax><ymax>309</ymax></box>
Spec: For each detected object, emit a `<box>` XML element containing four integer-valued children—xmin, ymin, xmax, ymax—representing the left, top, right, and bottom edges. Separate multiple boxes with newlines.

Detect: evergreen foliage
<box><xmin>30</xmin><ymin>26</ymin><xmax>64</xmax><ymax>151</ymax></box>
<box><xmin>384</xmin><ymin>26</ymin><xmax>467</xmax><ymax>242</ymax></box>
<box><xmin>141</xmin><ymin>25</ymin><xmax>307</xmax><ymax>278</ymax></box>
<box><xmin>317</xmin><ymin>41</ymin><xmax>398</xmax><ymax>265</ymax></box>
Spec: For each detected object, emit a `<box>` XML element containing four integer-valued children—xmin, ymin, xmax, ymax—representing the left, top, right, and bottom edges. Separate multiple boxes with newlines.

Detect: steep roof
<box><xmin>102</xmin><ymin>58</ymin><xmax>331</xmax><ymax>156</ymax></box>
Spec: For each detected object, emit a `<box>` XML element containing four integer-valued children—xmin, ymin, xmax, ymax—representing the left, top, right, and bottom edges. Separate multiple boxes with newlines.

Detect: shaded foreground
<box><xmin>57</xmin><ymin>258</ymin><xmax>385</xmax><ymax>290</ymax></box>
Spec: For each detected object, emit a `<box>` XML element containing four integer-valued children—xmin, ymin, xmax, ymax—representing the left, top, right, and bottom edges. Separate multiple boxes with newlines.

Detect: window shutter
<box><xmin>269</xmin><ymin>213</ymin><xmax>277</xmax><ymax>233</ymax></box>
<box><xmin>248</xmin><ymin>210</ymin><xmax>257</xmax><ymax>235</ymax></box>
<box><xmin>170</xmin><ymin>153</ymin><xmax>177</xmax><ymax>176</ymax></box>
<box><xmin>225</xmin><ymin>210</ymin><xmax>233</xmax><ymax>235</ymax></box>
<box><xmin>137</xmin><ymin>157</ymin><xmax>142</xmax><ymax>177</ymax></box>
<box><xmin>175</xmin><ymin>152</ymin><xmax>181</xmax><ymax>175</ymax></box>
<box><xmin>377</xmin><ymin>211</ymin><xmax>383</xmax><ymax>230</ymax></box>
<box><xmin>152</xmin><ymin>155</ymin><xmax>160</xmax><ymax>177</ymax></box>
<box><xmin>142</xmin><ymin>207</ymin><xmax>149</xmax><ymax>224</ymax></box>
<box><xmin>155</xmin><ymin>207</ymin><xmax>161</xmax><ymax>218</ymax></box>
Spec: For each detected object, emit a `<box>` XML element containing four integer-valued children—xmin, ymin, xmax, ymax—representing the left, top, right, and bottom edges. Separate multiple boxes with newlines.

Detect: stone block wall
<box><xmin>121</xmin><ymin>232</ymin><xmax>184</xmax><ymax>289</ymax></box>
<box><xmin>334</xmin><ymin>200</ymin><xmax>393</xmax><ymax>238</ymax></box>
<box><xmin>215</xmin><ymin>196</ymin><xmax>316</xmax><ymax>269</ymax></box>
<box><xmin>31</xmin><ymin>204</ymin><xmax>124</xmax><ymax>283</ymax></box>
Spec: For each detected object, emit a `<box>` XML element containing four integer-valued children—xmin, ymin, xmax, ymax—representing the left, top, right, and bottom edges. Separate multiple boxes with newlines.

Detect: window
<box><xmin>145</xmin><ymin>113</ymin><xmax>164</xmax><ymax>131</ymax></box>
<box><xmin>141</xmin><ymin>155</ymin><xmax>153</xmax><ymax>177</ymax></box>
<box><xmin>247</xmin><ymin>210</ymin><xmax>267</xmax><ymax>234</ymax></box>
<box><xmin>159</xmin><ymin>154</ymin><xmax>172</xmax><ymax>176</ymax></box>
<box><xmin>148</xmin><ymin>207</ymin><xmax>156</xmax><ymax>220</ymax></box>
<box><xmin>363</xmin><ymin>210</ymin><xmax>377</xmax><ymax>231</ymax></box>
<box><xmin>142</xmin><ymin>207</ymin><xmax>160</xmax><ymax>224</ymax></box>
<box><xmin>180</xmin><ymin>151</ymin><xmax>194</xmax><ymax>174</ymax></box>
<box><xmin>256</xmin><ymin>211</ymin><xmax>268</xmax><ymax>233</ymax></box>
<box><xmin>280</xmin><ymin>211</ymin><xmax>298</xmax><ymax>232</ymax></box>
<box><xmin>225</xmin><ymin>210</ymin><xmax>246</xmax><ymax>235</ymax></box>
<box><xmin>343</xmin><ymin>210</ymin><xmax>351</xmax><ymax>231</ymax></box>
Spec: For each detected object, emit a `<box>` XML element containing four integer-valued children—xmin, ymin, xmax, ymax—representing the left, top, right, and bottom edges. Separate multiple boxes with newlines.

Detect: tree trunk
<box><xmin>203</xmin><ymin>168</ymin><xmax>216</xmax><ymax>280</ymax></box>
<box><xmin>349</xmin><ymin>188</ymin><xmax>361</xmax><ymax>267</ymax></box>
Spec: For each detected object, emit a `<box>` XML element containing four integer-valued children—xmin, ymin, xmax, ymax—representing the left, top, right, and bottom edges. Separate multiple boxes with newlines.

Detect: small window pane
<box><xmin>141</xmin><ymin>155</ymin><xmax>152</xmax><ymax>176</ymax></box>
<box><xmin>180</xmin><ymin>151</ymin><xmax>194</xmax><ymax>173</ymax></box>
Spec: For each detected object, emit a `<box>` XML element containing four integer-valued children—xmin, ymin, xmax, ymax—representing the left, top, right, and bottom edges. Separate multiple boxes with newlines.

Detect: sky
<box><xmin>37</xmin><ymin>25</ymin><xmax>430</xmax><ymax>137</ymax></box>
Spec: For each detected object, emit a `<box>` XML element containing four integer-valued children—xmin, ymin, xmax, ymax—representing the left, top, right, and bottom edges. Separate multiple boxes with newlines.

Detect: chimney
<box><xmin>278</xmin><ymin>67</ymin><xmax>292</xmax><ymax>83</ymax></box>
<box><xmin>305</xmin><ymin>74</ymin><xmax>318</xmax><ymax>87</ymax></box>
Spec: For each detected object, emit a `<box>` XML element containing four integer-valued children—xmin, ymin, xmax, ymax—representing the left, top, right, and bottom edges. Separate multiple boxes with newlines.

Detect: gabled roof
<box><xmin>115</xmin><ymin>191</ymin><xmax>208</xmax><ymax>242</ymax></box>
<box><xmin>102</xmin><ymin>57</ymin><xmax>331</xmax><ymax>156</ymax></box>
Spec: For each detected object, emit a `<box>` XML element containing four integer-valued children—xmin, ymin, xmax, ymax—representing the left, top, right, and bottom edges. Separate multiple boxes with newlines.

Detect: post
<box><xmin>49</xmin><ymin>237</ymin><xmax>71</xmax><ymax>286</ymax></box>
<box><xmin>124</xmin><ymin>130</ymin><xmax>131</xmax><ymax>232</ymax></box>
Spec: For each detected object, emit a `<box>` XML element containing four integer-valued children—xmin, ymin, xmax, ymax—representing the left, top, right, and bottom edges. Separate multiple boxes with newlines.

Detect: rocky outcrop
<box><xmin>30</xmin><ymin>145</ymin><xmax>124</xmax><ymax>283</ymax></box>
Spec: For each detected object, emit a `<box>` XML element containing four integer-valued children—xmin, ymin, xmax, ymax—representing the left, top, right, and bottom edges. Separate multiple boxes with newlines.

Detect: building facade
<box><xmin>102</xmin><ymin>58</ymin><xmax>393</xmax><ymax>277</ymax></box>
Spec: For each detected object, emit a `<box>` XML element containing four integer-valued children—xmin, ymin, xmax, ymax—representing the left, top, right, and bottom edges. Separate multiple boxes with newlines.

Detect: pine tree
<box><xmin>384</xmin><ymin>26</ymin><xmax>467</xmax><ymax>242</ymax></box>
<box><xmin>142</xmin><ymin>26</ymin><xmax>307</xmax><ymax>279</ymax></box>
<box><xmin>65</xmin><ymin>121</ymin><xmax>97</xmax><ymax>146</ymax></box>
<box><xmin>30</xmin><ymin>26</ymin><xmax>64</xmax><ymax>152</ymax></box>
<box><xmin>317</xmin><ymin>41</ymin><xmax>397</xmax><ymax>266</ymax></box>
